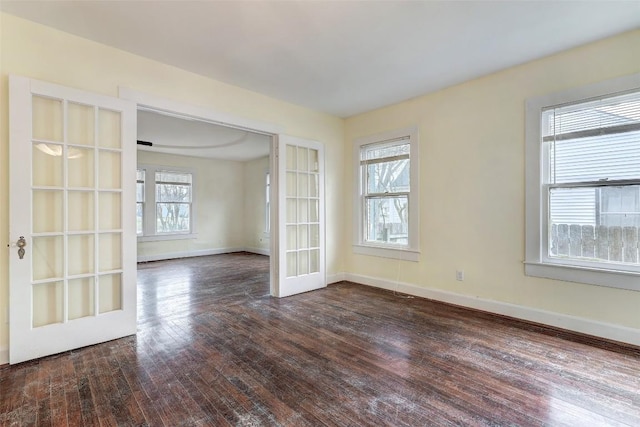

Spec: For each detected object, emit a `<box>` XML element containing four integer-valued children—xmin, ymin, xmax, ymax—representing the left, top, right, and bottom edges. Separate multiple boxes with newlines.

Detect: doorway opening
<box><xmin>134</xmin><ymin>107</ymin><xmax>275</xmax><ymax>299</ymax></box>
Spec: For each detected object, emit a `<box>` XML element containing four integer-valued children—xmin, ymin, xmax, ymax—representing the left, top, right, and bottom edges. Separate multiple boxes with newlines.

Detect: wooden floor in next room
<box><xmin>1</xmin><ymin>252</ymin><xmax>639</xmax><ymax>426</ymax></box>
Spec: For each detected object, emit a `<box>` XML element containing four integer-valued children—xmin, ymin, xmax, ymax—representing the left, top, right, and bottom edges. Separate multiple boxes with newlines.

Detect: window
<box><xmin>136</xmin><ymin>169</ymin><xmax>145</xmax><ymax>235</ymax></box>
<box><xmin>525</xmin><ymin>73</ymin><xmax>640</xmax><ymax>290</ymax></box>
<box><xmin>155</xmin><ymin>171</ymin><xmax>192</xmax><ymax>233</ymax></box>
<box><xmin>137</xmin><ymin>164</ymin><xmax>195</xmax><ymax>240</ymax></box>
<box><xmin>353</xmin><ymin>127</ymin><xmax>420</xmax><ymax>261</ymax></box>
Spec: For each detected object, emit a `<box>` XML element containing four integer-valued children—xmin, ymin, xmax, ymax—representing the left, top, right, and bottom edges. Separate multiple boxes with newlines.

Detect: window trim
<box><xmin>353</xmin><ymin>126</ymin><xmax>420</xmax><ymax>261</ymax></box>
<box><xmin>137</xmin><ymin>163</ymin><xmax>197</xmax><ymax>242</ymax></box>
<box><xmin>525</xmin><ymin>72</ymin><xmax>640</xmax><ymax>291</ymax></box>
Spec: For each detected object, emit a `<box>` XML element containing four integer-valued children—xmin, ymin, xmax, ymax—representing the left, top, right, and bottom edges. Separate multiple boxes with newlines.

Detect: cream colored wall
<box><xmin>137</xmin><ymin>151</ymin><xmax>246</xmax><ymax>259</ymax></box>
<box><xmin>344</xmin><ymin>29</ymin><xmax>640</xmax><ymax>330</ymax></box>
<box><xmin>243</xmin><ymin>156</ymin><xmax>270</xmax><ymax>254</ymax></box>
<box><xmin>0</xmin><ymin>13</ymin><xmax>345</xmax><ymax>357</ymax></box>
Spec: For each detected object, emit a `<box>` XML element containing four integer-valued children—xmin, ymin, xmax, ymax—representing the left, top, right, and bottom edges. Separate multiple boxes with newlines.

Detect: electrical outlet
<box><xmin>456</xmin><ymin>270</ymin><xmax>465</xmax><ymax>281</ymax></box>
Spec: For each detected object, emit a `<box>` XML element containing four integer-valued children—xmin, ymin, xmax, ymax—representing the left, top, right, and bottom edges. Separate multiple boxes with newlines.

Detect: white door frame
<box><xmin>118</xmin><ymin>88</ymin><xmax>287</xmax><ymax>295</ymax></box>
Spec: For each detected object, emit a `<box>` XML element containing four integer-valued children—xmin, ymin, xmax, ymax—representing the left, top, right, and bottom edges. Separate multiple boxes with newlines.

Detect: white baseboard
<box><xmin>137</xmin><ymin>247</ymin><xmax>245</xmax><ymax>263</ymax></box>
<box><xmin>345</xmin><ymin>273</ymin><xmax>640</xmax><ymax>347</ymax></box>
<box><xmin>244</xmin><ymin>247</ymin><xmax>270</xmax><ymax>256</ymax></box>
<box><xmin>327</xmin><ymin>272</ymin><xmax>346</xmax><ymax>285</ymax></box>
<box><xmin>0</xmin><ymin>347</ymin><xmax>8</xmax><ymax>365</ymax></box>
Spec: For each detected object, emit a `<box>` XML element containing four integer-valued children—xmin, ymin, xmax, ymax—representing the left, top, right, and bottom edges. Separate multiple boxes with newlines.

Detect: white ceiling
<box><xmin>137</xmin><ymin>110</ymin><xmax>271</xmax><ymax>161</ymax></box>
<box><xmin>2</xmin><ymin>1</ymin><xmax>639</xmax><ymax>118</ymax></box>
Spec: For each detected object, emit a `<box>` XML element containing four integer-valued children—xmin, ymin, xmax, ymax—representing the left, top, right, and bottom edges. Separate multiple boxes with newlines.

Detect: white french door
<box><xmin>276</xmin><ymin>135</ymin><xmax>325</xmax><ymax>297</ymax></box>
<box><xmin>9</xmin><ymin>76</ymin><xmax>137</xmax><ymax>364</ymax></box>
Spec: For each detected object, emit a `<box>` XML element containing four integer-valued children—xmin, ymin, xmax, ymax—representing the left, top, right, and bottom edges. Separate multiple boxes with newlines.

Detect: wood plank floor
<box><xmin>1</xmin><ymin>252</ymin><xmax>639</xmax><ymax>426</ymax></box>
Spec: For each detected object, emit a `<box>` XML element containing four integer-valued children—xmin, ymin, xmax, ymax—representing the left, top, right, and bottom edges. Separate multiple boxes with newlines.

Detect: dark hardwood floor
<box><xmin>1</xmin><ymin>252</ymin><xmax>639</xmax><ymax>426</ymax></box>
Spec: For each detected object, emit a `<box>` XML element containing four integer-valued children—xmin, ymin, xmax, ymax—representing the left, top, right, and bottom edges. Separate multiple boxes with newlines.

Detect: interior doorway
<box><xmin>132</xmin><ymin>109</ymin><xmax>274</xmax><ymax>305</ymax></box>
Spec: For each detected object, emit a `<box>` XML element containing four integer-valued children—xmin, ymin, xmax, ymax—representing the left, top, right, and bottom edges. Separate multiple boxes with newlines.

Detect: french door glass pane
<box><xmin>99</xmin><ymin>273</ymin><xmax>122</xmax><ymax>313</ymax></box>
<box><xmin>299</xmin><ymin>250</ymin><xmax>309</xmax><ymax>275</ymax></box>
<box><xmin>68</xmin><ymin>234</ymin><xmax>95</xmax><ymax>276</ymax></box>
<box><xmin>32</xmin><ymin>282</ymin><xmax>63</xmax><ymax>328</ymax></box>
<box><xmin>286</xmin><ymin>252</ymin><xmax>297</xmax><ymax>278</ymax></box>
<box><xmin>309</xmin><ymin>149</ymin><xmax>319</xmax><ymax>173</ymax></box>
<box><xmin>99</xmin><ymin>151</ymin><xmax>121</xmax><ymax>189</ymax></box>
<box><xmin>286</xmin><ymin>198</ymin><xmax>297</xmax><ymax>223</ymax></box>
<box><xmin>298</xmin><ymin>199</ymin><xmax>308</xmax><ymax>222</ymax></box>
<box><xmin>99</xmin><ymin>192</ymin><xmax>121</xmax><ymax>230</ymax></box>
<box><xmin>67</xmin><ymin>102</ymin><xmax>94</xmax><ymax>146</ymax></box>
<box><xmin>98</xmin><ymin>109</ymin><xmax>121</xmax><ymax>149</ymax></box>
<box><xmin>33</xmin><ymin>143</ymin><xmax>63</xmax><ymax>187</ymax></box>
<box><xmin>68</xmin><ymin>191</ymin><xmax>94</xmax><ymax>231</ymax></box>
<box><xmin>68</xmin><ymin>278</ymin><xmax>95</xmax><ymax>320</ymax></box>
<box><xmin>68</xmin><ymin>147</ymin><xmax>95</xmax><ymax>188</ymax></box>
<box><xmin>298</xmin><ymin>225</ymin><xmax>308</xmax><ymax>249</ymax></box>
<box><xmin>309</xmin><ymin>199</ymin><xmax>319</xmax><ymax>222</ymax></box>
<box><xmin>32</xmin><ymin>96</ymin><xmax>63</xmax><ymax>141</ymax></box>
<box><xmin>33</xmin><ymin>190</ymin><xmax>63</xmax><ymax>233</ymax></box>
<box><xmin>297</xmin><ymin>147</ymin><xmax>308</xmax><ymax>171</ymax></box>
<box><xmin>32</xmin><ymin>236</ymin><xmax>64</xmax><ymax>280</ymax></box>
<box><xmin>99</xmin><ymin>233</ymin><xmax>122</xmax><ymax>272</ymax></box>
<box><xmin>286</xmin><ymin>172</ymin><xmax>297</xmax><ymax>197</ymax></box>
<box><xmin>309</xmin><ymin>249</ymin><xmax>319</xmax><ymax>273</ymax></box>
<box><xmin>286</xmin><ymin>145</ymin><xmax>297</xmax><ymax>170</ymax></box>
<box><xmin>287</xmin><ymin>225</ymin><xmax>297</xmax><ymax>250</ymax></box>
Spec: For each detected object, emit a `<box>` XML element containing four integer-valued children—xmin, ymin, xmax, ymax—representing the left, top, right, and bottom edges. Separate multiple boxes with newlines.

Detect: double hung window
<box><xmin>526</xmin><ymin>73</ymin><xmax>640</xmax><ymax>289</ymax></box>
<box><xmin>155</xmin><ymin>171</ymin><xmax>192</xmax><ymax>234</ymax></box>
<box><xmin>353</xmin><ymin>127</ymin><xmax>419</xmax><ymax>261</ymax></box>
<box><xmin>137</xmin><ymin>165</ymin><xmax>194</xmax><ymax>239</ymax></box>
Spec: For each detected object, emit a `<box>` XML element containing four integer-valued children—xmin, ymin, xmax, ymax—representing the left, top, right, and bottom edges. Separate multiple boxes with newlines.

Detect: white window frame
<box><xmin>137</xmin><ymin>163</ymin><xmax>197</xmax><ymax>242</ymax></box>
<box><xmin>525</xmin><ymin>73</ymin><xmax>640</xmax><ymax>291</ymax></box>
<box><xmin>353</xmin><ymin>126</ymin><xmax>420</xmax><ymax>261</ymax></box>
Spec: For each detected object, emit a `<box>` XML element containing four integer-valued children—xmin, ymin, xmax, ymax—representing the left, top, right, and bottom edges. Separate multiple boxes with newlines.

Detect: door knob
<box><xmin>16</xmin><ymin>236</ymin><xmax>26</xmax><ymax>259</ymax></box>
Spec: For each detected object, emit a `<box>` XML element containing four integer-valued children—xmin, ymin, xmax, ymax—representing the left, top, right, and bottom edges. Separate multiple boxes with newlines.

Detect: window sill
<box><xmin>524</xmin><ymin>261</ymin><xmax>640</xmax><ymax>292</ymax></box>
<box><xmin>353</xmin><ymin>244</ymin><xmax>420</xmax><ymax>262</ymax></box>
<box><xmin>138</xmin><ymin>233</ymin><xmax>197</xmax><ymax>243</ymax></box>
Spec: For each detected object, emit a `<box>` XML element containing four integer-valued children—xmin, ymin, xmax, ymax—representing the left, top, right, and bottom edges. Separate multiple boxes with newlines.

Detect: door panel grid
<box><xmin>284</xmin><ymin>144</ymin><xmax>321</xmax><ymax>278</ymax></box>
<box><xmin>29</xmin><ymin>95</ymin><xmax>125</xmax><ymax>327</ymax></box>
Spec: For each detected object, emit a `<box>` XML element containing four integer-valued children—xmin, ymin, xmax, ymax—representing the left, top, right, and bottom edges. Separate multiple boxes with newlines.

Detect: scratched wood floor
<box><xmin>1</xmin><ymin>252</ymin><xmax>639</xmax><ymax>426</ymax></box>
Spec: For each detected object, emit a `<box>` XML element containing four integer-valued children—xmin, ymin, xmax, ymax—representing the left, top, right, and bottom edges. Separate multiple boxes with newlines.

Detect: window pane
<box><xmin>136</xmin><ymin>203</ymin><xmax>143</xmax><ymax>234</ymax></box>
<box><xmin>136</xmin><ymin>169</ymin><xmax>145</xmax><ymax>181</ymax></box>
<box><xmin>549</xmin><ymin>186</ymin><xmax>640</xmax><ymax>264</ymax></box>
<box><xmin>156</xmin><ymin>183</ymin><xmax>191</xmax><ymax>202</ymax></box>
<box><xmin>362</xmin><ymin>140</ymin><xmax>409</xmax><ymax>161</ymax></box>
<box><xmin>365</xmin><ymin>196</ymin><xmax>408</xmax><ymax>245</ymax></box>
<box><xmin>155</xmin><ymin>171</ymin><xmax>192</xmax><ymax>184</ymax></box>
<box><xmin>549</xmin><ymin>131</ymin><xmax>640</xmax><ymax>183</ymax></box>
<box><xmin>544</xmin><ymin>90</ymin><xmax>640</xmax><ymax>184</ymax></box>
<box><xmin>366</xmin><ymin>159</ymin><xmax>409</xmax><ymax>194</ymax></box>
<box><xmin>136</xmin><ymin>182</ymin><xmax>144</xmax><ymax>203</ymax></box>
<box><xmin>156</xmin><ymin>203</ymin><xmax>190</xmax><ymax>233</ymax></box>
<box><xmin>543</xmin><ymin>91</ymin><xmax>640</xmax><ymax>136</ymax></box>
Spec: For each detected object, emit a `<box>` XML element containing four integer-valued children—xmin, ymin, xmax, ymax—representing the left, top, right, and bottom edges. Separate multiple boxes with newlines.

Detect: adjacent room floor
<box><xmin>1</xmin><ymin>252</ymin><xmax>639</xmax><ymax>426</ymax></box>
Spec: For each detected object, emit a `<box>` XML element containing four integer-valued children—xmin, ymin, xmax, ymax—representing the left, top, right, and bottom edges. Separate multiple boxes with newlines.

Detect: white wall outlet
<box><xmin>456</xmin><ymin>270</ymin><xmax>465</xmax><ymax>281</ymax></box>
